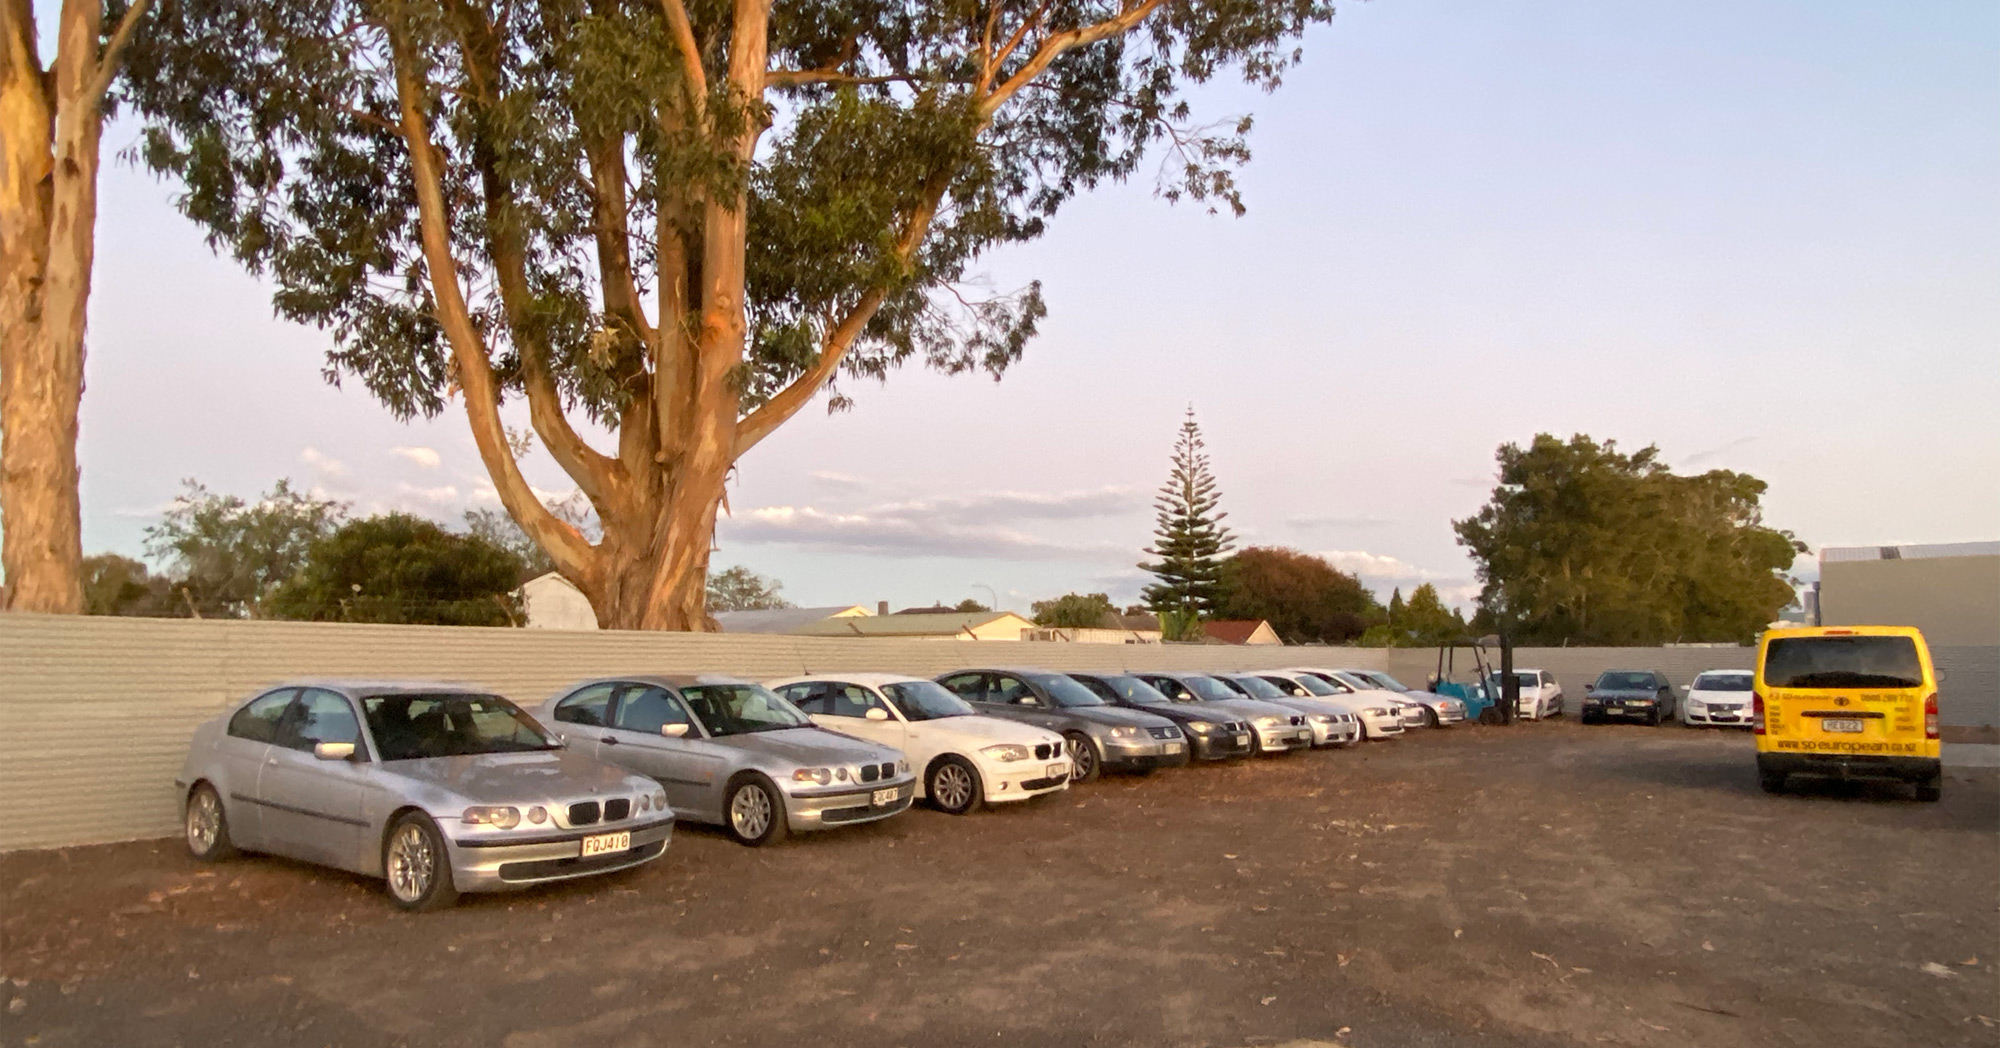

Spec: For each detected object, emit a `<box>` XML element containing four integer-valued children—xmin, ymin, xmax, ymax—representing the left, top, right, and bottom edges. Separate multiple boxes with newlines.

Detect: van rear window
<box><xmin>1763</xmin><ymin>636</ymin><xmax>1923</xmax><ymax>689</ymax></box>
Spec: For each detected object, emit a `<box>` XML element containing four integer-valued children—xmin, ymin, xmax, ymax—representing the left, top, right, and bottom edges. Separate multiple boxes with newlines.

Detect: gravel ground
<box><xmin>2</xmin><ymin>720</ymin><xmax>1995</xmax><ymax>1048</ymax></box>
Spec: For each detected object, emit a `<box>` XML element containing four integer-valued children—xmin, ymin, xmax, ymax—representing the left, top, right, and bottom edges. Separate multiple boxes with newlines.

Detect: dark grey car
<box><xmin>1581</xmin><ymin>670</ymin><xmax>1677</xmax><ymax>726</ymax></box>
<box><xmin>936</xmin><ymin>668</ymin><xmax>1186</xmax><ymax>782</ymax></box>
<box><xmin>1132</xmin><ymin>671</ymin><xmax>1314</xmax><ymax>754</ymax></box>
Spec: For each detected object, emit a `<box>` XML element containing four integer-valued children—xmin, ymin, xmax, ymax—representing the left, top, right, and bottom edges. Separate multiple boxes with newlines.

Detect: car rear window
<box><xmin>1763</xmin><ymin>636</ymin><xmax>1924</xmax><ymax>689</ymax></box>
<box><xmin>1692</xmin><ymin>673</ymin><xmax>1753</xmax><ymax>691</ymax></box>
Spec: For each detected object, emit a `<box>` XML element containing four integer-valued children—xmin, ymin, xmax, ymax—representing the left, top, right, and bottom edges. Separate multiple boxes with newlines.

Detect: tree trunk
<box><xmin>0</xmin><ymin>0</ymin><xmax>122</xmax><ymax>615</ymax></box>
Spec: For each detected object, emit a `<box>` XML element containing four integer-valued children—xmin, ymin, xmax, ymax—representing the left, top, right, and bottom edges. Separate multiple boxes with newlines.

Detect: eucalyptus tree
<box><xmin>122</xmin><ymin>0</ymin><xmax>1335</xmax><ymax>629</ymax></box>
<box><xmin>1</xmin><ymin>0</ymin><xmax>153</xmax><ymax>613</ymax></box>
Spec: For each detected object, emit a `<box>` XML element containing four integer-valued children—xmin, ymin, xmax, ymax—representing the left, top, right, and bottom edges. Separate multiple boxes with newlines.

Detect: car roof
<box><xmin>275</xmin><ymin>680</ymin><xmax>502</xmax><ymax>697</ymax></box>
<box><xmin>767</xmin><ymin>672</ymin><xmax>932</xmax><ymax>687</ymax></box>
<box><xmin>1695</xmin><ymin>668</ymin><xmax>1754</xmax><ymax>675</ymax></box>
<box><xmin>937</xmin><ymin>666</ymin><xmax>1066</xmax><ymax>677</ymax></box>
<box><xmin>556</xmin><ymin>673</ymin><xmax>757</xmax><ymax>692</ymax></box>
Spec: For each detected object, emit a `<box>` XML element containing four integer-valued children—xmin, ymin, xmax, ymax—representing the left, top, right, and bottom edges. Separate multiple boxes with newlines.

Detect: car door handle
<box><xmin>602</xmin><ymin>736</ymin><xmax>619</xmax><ymax>745</ymax></box>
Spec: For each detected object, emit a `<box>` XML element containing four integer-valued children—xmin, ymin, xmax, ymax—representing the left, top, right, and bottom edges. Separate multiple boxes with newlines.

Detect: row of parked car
<box><xmin>174</xmin><ymin>665</ymin><xmax>1471</xmax><ymax>910</ymax></box>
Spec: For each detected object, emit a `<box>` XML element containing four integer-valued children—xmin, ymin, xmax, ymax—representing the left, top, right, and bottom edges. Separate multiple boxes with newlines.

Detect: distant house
<box><xmin>794</xmin><ymin>610</ymin><xmax>1035</xmax><ymax>641</ymax></box>
<box><xmin>1202</xmin><ymin>619</ymin><xmax>1283</xmax><ymax>646</ymax></box>
<box><xmin>713</xmin><ymin>605</ymin><xmax>872</xmax><ymax>634</ymax></box>
<box><xmin>521</xmin><ymin>572</ymin><xmax>598</xmax><ymax>630</ymax></box>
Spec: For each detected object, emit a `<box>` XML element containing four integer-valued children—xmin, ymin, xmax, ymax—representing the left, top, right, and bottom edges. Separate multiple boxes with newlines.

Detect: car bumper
<box><xmin>1686</xmin><ymin>706</ymin><xmax>1750</xmax><ymax>726</ymax></box>
<box><xmin>1432</xmin><ymin>705</ymin><xmax>1466</xmax><ymax>725</ymax></box>
<box><xmin>447</xmin><ymin>815</ymin><xmax>676</xmax><ymax>892</ymax></box>
<box><xmin>1360</xmin><ymin>713</ymin><xmax>1405</xmax><ymax>738</ymax></box>
<box><xmin>785</xmin><ymin>778</ymin><xmax>917</xmax><ymax>830</ymax></box>
<box><xmin>982</xmin><ymin>758</ymin><xmax>1074</xmax><ymax>802</ymax></box>
<box><xmin>1585</xmin><ymin>703</ymin><xmax>1658</xmax><ymax>719</ymax></box>
<box><xmin>1101</xmin><ymin>737</ymin><xmax>1192</xmax><ymax>772</ymax></box>
<box><xmin>1307</xmin><ymin>720</ymin><xmax>1361</xmax><ymax>746</ymax></box>
<box><xmin>1758</xmin><ymin>752</ymin><xmax>1941</xmax><ymax>784</ymax></box>
<box><xmin>1187</xmin><ymin>731</ymin><xmax>1255</xmax><ymax>760</ymax></box>
<box><xmin>1254</xmin><ymin>726</ymin><xmax>1314</xmax><ymax>752</ymax></box>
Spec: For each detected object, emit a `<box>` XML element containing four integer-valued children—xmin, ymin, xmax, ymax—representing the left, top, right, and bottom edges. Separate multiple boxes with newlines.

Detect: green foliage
<box><xmin>1140</xmin><ymin>408</ymin><xmax>1235</xmax><ymax>617</ymax></box>
<box><xmin>463</xmin><ymin>508</ymin><xmax>554</xmax><ymax>580</ymax></box>
<box><xmin>1215</xmin><ymin>547</ymin><xmax>1381</xmax><ymax>644</ymax></box>
<box><xmin>79</xmin><ymin>554</ymin><xmax>172</xmax><ymax>617</ymax></box>
<box><xmin>952</xmin><ymin>598</ymin><xmax>991</xmax><ymax>613</ymax></box>
<box><xmin>1356</xmin><ymin>583</ymin><xmax>1467</xmax><ymax>647</ymax></box>
<box><xmin>705</xmin><ymin>566</ymin><xmax>791</xmax><ymax>612</ymax></box>
<box><xmin>143</xmin><ymin>480</ymin><xmax>348</xmax><ymax>618</ymax></box>
<box><xmin>1030</xmin><ymin>591</ymin><xmax>1117</xmax><ymax>629</ymax></box>
<box><xmin>1453</xmin><ymin>434</ymin><xmax>1806</xmax><ymax>645</ymax></box>
<box><xmin>1156</xmin><ymin>607</ymin><xmax>1205</xmax><ymax>643</ymax></box>
<box><xmin>270</xmin><ymin>514</ymin><xmax>525</xmax><ymax>626</ymax></box>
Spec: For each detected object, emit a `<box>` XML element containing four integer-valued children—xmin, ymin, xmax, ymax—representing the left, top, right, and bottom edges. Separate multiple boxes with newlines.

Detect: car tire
<box><xmin>724</xmin><ymin>775</ymin><xmax>789</xmax><ymax>847</ymax></box>
<box><xmin>383</xmin><ymin>812</ymin><xmax>460</xmax><ymax>912</ymax></box>
<box><xmin>183</xmin><ymin>782</ymin><xmax>238</xmax><ymax>862</ymax></box>
<box><xmin>1915</xmin><ymin>775</ymin><xmax>1943</xmax><ymax>803</ymax></box>
<box><xmin>927</xmin><ymin>756</ymin><xmax>984</xmax><ymax>815</ymax></box>
<box><xmin>1581</xmin><ymin>711</ymin><xmax>1598</xmax><ymax>725</ymax></box>
<box><xmin>1421</xmin><ymin>708</ymin><xmax>1439</xmax><ymax>728</ymax></box>
<box><xmin>1646</xmin><ymin>708</ymin><xmax>1662</xmax><ymax>727</ymax></box>
<box><xmin>1759</xmin><ymin>771</ymin><xmax>1787</xmax><ymax>795</ymax></box>
<box><xmin>1065</xmin><ymin>732</ymin><xmax>1101</xmax><ymax>783</ymax></box>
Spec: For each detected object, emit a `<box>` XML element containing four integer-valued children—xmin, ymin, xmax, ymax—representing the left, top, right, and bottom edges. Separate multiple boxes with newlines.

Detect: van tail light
<box><xmin>1751</xmin><ymin>692</ymin><xmax>1766</xmax><ymax>735</ymax></box>
<box><xmin>1924</xmin><ymin>693</ymin><xmax>1938</xmax><ymax>740</ymax></box>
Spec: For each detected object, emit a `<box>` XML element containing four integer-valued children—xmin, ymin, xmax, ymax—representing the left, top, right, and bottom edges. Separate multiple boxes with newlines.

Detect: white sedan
<box><xmin>1277</xmin><ymin>669</ymin><xmax>1406</xmax><ymax>739</ymax></box>
<box><xmin>769</xmin><ymin>674</ymin><xmax>1071</xmax><ymax>814</ymax></box>
<box><xmin>1509</xmin><ymin>669</ymin><xmax>1565</xmax><ymax>720</ymax></box>
<box><xmin>1682</xmin><ymin>670</ymin><xmax>1756</xmax><ymax>727</ymax></box>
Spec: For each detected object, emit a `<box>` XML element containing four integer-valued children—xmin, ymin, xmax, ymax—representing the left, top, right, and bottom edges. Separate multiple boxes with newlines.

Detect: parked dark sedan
<box><xmin>1065</xmin><ymin>672</ymin><xmax>1255</xmax><ymax>761</ymax></box>
<box><xmin>1130</xmin><ymin>671</ymin><xmax>1314</xmax><ymax>754</ymax></box>
<box><xmin>1581</xmin><ymin>670</ymin><xmax>1678</xmax><ymax>726</ymax></box>
<box><xmin>936</xmin><ymin>668</ymin><xmax>1186</xmax><ymax>782</ymax></box>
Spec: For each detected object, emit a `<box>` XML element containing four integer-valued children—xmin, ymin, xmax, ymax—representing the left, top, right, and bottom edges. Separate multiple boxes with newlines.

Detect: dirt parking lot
<box><xmin>2</xmin><ymin>721</ymin><xmax>1995</xmax><ymax>1048</ymax></box>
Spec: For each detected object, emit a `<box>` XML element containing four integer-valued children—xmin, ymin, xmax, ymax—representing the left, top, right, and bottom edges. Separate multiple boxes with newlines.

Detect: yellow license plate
<box><xmin>871</xmin><ymin>787</ymin><xmax>899</xmax><ymax>806</ymax></box>
<box><xmin>1821</xmin><ymin>719</ymin><xmax>1865</xmax><ymax>734</ymax></box>
<box><xmin>580</xmin><ymin>831</ymin><xmax>630</xmax><ymax>857</ymax></box>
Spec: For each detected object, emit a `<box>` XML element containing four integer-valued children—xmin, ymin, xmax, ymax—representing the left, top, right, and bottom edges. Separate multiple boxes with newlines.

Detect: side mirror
<box><xmin>661</xmin><ymin>723</ymin><xmax>690</xmax><ymax>738</ymax></box>
<box><xmin>1584</xmin><ymin>684</ymin><xmax>1595</xmax><ymax>693</ymax></box>
<box><xmin>313</xmin><ymin>741</ymin><xmax>356</xmax><ymax>761</ymax></box>
<box><xmin>864</xmin><ymin>707</ymin><xmax>889</xmax><ymax>722</ymax></box>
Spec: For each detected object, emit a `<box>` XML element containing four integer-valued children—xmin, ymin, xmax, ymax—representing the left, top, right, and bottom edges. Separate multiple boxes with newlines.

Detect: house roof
<box><xmin>793</xmin><ymin>610</ymin><xmax>1033</xmax><ymax>638</ymax></box>
<box><xmin>1202</xmin><ymin>619</ymin><xmax>1280</xmax><ymax>645</ymax></box>
<box><xmin>712</xmin><ymin>605</ymin><xmax>871</xmax><ymax>634</ymax></box>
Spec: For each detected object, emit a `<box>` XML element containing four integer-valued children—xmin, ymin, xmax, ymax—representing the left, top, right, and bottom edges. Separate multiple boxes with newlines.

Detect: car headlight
<box><xmin>982</xmin><ymin>744</ymin><xmax>1030</xmax><ymax>762</ymax></box>
<box><xmin>1109</xmin><ymin>726</ymin><xmax>1138</xmax><ymax>738</ymax></box>
<box><xmin>1254</xmin><ymin>716</ymin><xmax>1280</xmax><ymax>728</ymax></box>
<box><xmin>525</xmin><ymin>805</ymin><xmax>548</xmax><ymax>825</ymax></box>
<box><xmin>461</xmin><ymin>805</ymin><xmax>520</xmax><ymax>829</ymax></box>
<box><xmin>1187</xmin><ymin>722</ymin><xmax>1215</xmax><ymax>734</ymax></box>
<box><xmin>1309</xmin><ymin>714</ymin><xmax>1333</xmax><ymax>724</ymax></box>
<box><xmin>651</xmin><ymin>789</ymin><xmax>667</xmax><ymax>810</ymax></box>
<box><xmin>791</xmin><ymin>767</ymin><xmax>833</xmax><ymax>785</ymax></box>
<box><xmin>1365</xmin><ymin>708</ymin><xmax>1389</xmax><ymax>717</ymax></box>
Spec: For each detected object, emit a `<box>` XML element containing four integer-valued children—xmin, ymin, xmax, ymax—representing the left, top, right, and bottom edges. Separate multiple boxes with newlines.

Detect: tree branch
<box><xmin>383</xmin><ymin>18</ymin><xmax>593</xmax><ymax>578</ymax></box>
<box><xmin>81</xmin><ymin>0</ymin><xmax>152</xmax><ymax>112</ymax></box>
<box><xmin>766</xmin><ymin>68</ymin><xmax>937</xmax><ymax>88</ymax></box>
<box><xmin>982</xmin><ymin>0</ymin><xmax>1051</xmax><ymax>93</ymax></box>
<box><xmin>657</xmin><ymin>0</ymin><xmax>706</xmax><ymax>115</ymax></box>
<box><xmin>980</xmin><ymin>0</ymin><xmax>1166</xmax><ymax>119</ymax></box>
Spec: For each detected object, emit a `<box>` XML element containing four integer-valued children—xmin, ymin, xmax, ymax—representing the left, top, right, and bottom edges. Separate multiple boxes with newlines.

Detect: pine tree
<box><xmin>1387</xmin><ymin>587</ymin><xmax>1406</xmax><ymax>627</ymax></box>
<box><xmin>1140</xmin><ymin>408</ymin><xmax>1236</xmax><ymax>627</ymax></box>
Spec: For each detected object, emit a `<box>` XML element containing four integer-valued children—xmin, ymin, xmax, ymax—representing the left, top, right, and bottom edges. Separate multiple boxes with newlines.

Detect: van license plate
<box><xmin>1822</xmin><ymin>719</ymin><xmax>1864</xmax><ymax>733</ymax></box>
<box><xmin>581</xmin><ymin>831</ymin><xmax>630</xmax><ymax>857</ymax></box>
<box><xmin>871</xmin><ymin>787</ymin><xmax>899</xmax><ymax>806</ymax></box>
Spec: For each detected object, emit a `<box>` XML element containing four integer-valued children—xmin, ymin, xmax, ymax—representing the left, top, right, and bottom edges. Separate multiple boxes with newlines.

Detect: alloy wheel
<box><xmin>932</xmin><ymin>763</ymin><xmax>974</xmax><ymax>810</ymax></box>
<box><xmin>731</xmin><ymin>784</ymin><xmax>773</xmax><ymax>840</ymax></box>
<box><xmin>387</xmin><ymin>823</ymin><xmax>436</xmax><ymax>903</ymax></box>
<box><xmin>186</xmin><ymin>790</ymin><xmax>220</xmax><ymax>854</ymax></box>
<box><xmin>1067</xmin><ymin>737</ymin><xmax>1097</xmax><ymax>781</ymax></box>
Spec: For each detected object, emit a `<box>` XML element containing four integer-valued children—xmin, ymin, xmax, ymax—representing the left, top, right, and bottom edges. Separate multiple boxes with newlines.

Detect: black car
<box><xmin>1582</xmin><ymin>670</ymin><xmax>1677</xmax><ymax>726</ymax></box>
<box><xmin>1066</xmin><ymin>672</ymin><xmax>1255</xmax><ymax>761</ymax></box>
<box><xmin>935</xmin><ymin>668</ymin><xmax>1187</xmax><ymax>782</ymax></box>
<box><xmin>1131</xmin><ymin>671</ymin><xmax>1314</xmax><ymax>754</ymax></box>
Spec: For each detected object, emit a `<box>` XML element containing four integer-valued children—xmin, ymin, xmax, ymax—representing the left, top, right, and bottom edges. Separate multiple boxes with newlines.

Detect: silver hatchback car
<box><xmin>176</xmin><ymin>682</ymin><xmax>674</xmax><ymax>911</ymax></box>
<box><xmin>535</xmin><ymin>675</ymin><xmax>916</xmax><ymax>846</ymax></box>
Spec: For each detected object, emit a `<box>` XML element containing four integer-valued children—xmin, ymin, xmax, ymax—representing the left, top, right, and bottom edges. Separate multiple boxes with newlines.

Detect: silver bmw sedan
<box><xmin>535</xmin><ymin>675</ymin><xmax>916</xmax><ymax>846</ymax></box>
<box><xmin>176</xmin><ymin>681</ymin><xmax>674</xmax><ymax>910</ymax></box>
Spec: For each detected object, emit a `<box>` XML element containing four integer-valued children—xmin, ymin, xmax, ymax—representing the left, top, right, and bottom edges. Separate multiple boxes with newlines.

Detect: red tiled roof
<box><xmin>1202</xmin><ymin>620</ymin><xmax>1271</xmax><ymax>645</ymax></box>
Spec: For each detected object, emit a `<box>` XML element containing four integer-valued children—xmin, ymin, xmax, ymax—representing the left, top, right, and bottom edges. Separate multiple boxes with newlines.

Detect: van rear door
<box><xmin>1758</xmin><ymin>631</ymin><xmax>1934</xmax><ymax>758</ymax></box>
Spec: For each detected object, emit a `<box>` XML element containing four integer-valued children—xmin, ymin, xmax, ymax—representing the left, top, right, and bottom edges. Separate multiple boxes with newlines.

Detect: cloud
<box><xmin>393</xmin><ymin>483</ymin><xmax>461</xmax><ymax>506</ymax></box>
<box><xmin>809</xmin><ymin>470</ymin><xmax>871</xmax><ymax>487</ymax></box>
<box><xmin>1680</xmin><ymin>435</ymin><xmax>1757</xmax><ymax>467</ymax></box>
<box><xmin>1285</xmin><ymin>513</ymin><xmax>1392</xmax><ymax>530</ymax></box>
<box><xmin>722</xmin><ymin>503</ymin><xmax>1130</xmax><ymax>561</ymax></box>
<box><xmin>863</xmin><ymin>486</ymin><xmax>1142</xmax><ymax>526</ymax></box>
<box><xmin>1317</xmin><ymin>549</ymin><xmax>1480</xmax><ymax>610</ymax></box>
<box><xmin>391</xmin><ymin>446</ymin><xmax>442</xmax><ymax>469</ymax></box>
<box><xmin>299</xmin><ymin>447</ymin><xmax>347</xmax><ymax>477</ymax></box>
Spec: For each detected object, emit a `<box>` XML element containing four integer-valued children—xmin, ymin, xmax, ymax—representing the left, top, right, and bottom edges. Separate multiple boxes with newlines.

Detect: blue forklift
<box><xmin>1428</xmin><ymin>634</ymin><xmax>1518</xmax><ymax>725</ymax></box>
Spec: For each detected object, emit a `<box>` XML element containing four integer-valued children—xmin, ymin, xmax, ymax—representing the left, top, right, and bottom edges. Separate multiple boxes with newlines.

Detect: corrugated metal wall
<box><xmin>0</xmin><ymin>615</ymin><xmax>1381</xmax><ymax>852</ymax></box>
<box><xmin>5</xmin><ymin>615</ymin><xmax>1991</xmax><ymax>853</ymax></box>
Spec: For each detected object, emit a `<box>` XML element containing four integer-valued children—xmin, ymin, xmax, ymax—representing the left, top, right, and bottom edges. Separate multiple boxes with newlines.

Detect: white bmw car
<box><xmin>1681</xmin><ymin>669</ymin><xmax>1755</xmax><ymax>727</ymax></box>
<box><xmin>769</xmin><ymin>674</ymin><xmax>1071</xmax><ymax>814</ymax></box>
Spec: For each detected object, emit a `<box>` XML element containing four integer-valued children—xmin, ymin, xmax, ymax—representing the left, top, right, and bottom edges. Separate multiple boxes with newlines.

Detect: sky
<box><xmin>34</xmin><ymin>0</ymin><xmax>2000</xmax><ymax>614</ymax></box>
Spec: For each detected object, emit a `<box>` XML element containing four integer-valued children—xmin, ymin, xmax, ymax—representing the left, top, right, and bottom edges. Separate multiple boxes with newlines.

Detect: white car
<box><xmin>1343</xmin><ymin>669</ymin><xmax>1468</xmax><ymax>727</ymax></box>
<box><xmin>1682</xmin><ymin>669</ymin><xmax>1755</xmax><ymax>727</ymax></box>
<box><xmin>1280</xmin><ymin>668</ymin><xmax>1406</xmax><ymax>740</ymax></box>
<box><xmin>1509</xmin><ymin>669</ymin><xmax>1564</xmax><ymax>720</ymax></box>
<box><xmin>1320</xmin><ymin>668</ymin><xmax>1430</xmax><ymax>730</ymax></box>
<box><xmin>768</xmin><ymin>674</ymin><xmax>1071</xmax><ymax>814</ymax></box>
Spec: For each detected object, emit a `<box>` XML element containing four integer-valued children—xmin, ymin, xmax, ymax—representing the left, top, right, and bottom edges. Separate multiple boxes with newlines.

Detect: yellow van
<box><xmin>1754</xmin><ymin>625</ymin><xmax>1941</xmax><ymax>801</ymax></box>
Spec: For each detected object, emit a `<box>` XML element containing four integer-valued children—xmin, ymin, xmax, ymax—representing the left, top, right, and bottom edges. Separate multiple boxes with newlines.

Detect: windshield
<box><xmin>363</xmin><ymin>693</ymin><xmax>558</xmax><ymax>761</ymax></box>
<box><xmin>1764</xmin><ymin>636</ymin><xmax>1923</xmax><ymax>689</ymax></box>
<box><xmin>1364</xmin><ymin>672</ymin><xmax>1412</xmax><ymax>691</ymax></box>
<box><xmin>1228</xmin><ymin>675</ymin><xmax>1288</xmax><ymax>700</ymax></box>
<box><xmin>1032</xmin><ymin>674</ymin><xmax>1107</xmax><ymax>708</ymax></box>
<box><xmin>680</xmin><ymin>683</ymin><xmax>810</xmax><ymax>735</ymax></box>
<box><xmin>880</xmin><ymin>681</ymin><xmax>974</xmax><ymax>721</ymax></box>
<box><xmin>1183</xmin><ymin>675</ymin><xmax>1242</xmax><ymax>702</ymax></box>
<box><xmin>1280</xmin><ymin>674</ymin><xmax>1339</xmax><ymax>696</ymax></box>
<box><xmin>1692</xmin><ymin>673</ymin><xmax>1753</xmax><ymax>692</ymax></box>
<box><xmin>1512</xmin><ymin>672</ymin><xmax>1539</xmax><ymax>688</ymax></box>
<box><xmin>1594</xmin><ymin>672</ymin><xmax>1658</xmax><ymax>690</ymax></box>
<box><xmin>1330</xmin><ymin>671</ymin><xmax>1380</xmax><ymax>691</ymax></box>
<box><xmin>1089</xmin><ymin>675</ymin><xmax>1171</xmax><ymax>706</ymax></box>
